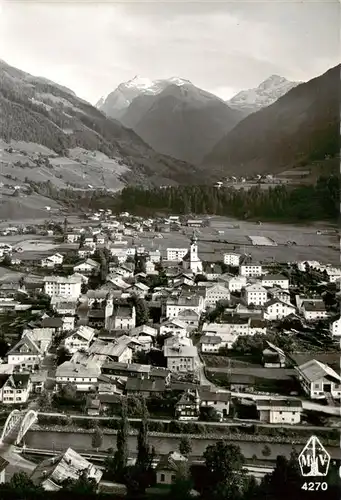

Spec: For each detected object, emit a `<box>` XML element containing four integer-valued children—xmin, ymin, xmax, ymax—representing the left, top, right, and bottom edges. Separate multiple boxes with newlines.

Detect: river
<box><xmin>24</xmin><ymin>430</ymin><xmax>341</xmax><ymax>461</ymax></box>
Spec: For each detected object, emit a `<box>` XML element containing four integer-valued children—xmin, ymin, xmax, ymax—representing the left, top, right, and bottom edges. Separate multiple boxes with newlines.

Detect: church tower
<box><xmin>189</xmin><ymin>233</ymin><xmax>203</xmax><ymax>274</ymax></box>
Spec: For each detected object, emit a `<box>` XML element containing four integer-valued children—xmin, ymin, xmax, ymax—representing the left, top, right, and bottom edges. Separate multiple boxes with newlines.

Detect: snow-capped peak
<box><xmin>97</xmin><ymin>75</ymin><xmax>193</xmax><ymax>117</ymax></box>
<box><xmin>227</xmin><ymin>75</ymin><xmax>301</xmax><ymax>112</ymax></box>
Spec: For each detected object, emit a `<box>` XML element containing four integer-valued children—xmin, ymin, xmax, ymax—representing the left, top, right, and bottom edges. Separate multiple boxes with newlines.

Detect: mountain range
<box><xmin>203</xmin><ymin>65</ymin><xmax>340</xmax><ymax>176</ymax></box>
<box><xmin>97</xmin><ymin>75</ymin><xmax>300</xmax><ymax>164</ymax></box>
<box><xmin>0</xmin><ymin>59</ymin><xmax>338</xmax><ymax>198</ymax></box>
<box><xmin>0</xmin><ymin>59</ymin><xmax>203</xmax><ymax>188</ymax></box>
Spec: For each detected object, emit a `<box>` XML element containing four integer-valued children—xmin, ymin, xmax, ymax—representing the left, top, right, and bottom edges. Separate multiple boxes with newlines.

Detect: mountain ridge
<box><xmin>203</xmin><ymin>65</ymin><xmax>340</xmax><ymax>176</ymax></box>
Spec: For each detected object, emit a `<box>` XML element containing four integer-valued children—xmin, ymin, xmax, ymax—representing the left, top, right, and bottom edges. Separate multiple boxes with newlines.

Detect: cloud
<box><xmin>0</xmin><ymin>0</ymin><xmax>339</xmax><ymax>103</ymax></box>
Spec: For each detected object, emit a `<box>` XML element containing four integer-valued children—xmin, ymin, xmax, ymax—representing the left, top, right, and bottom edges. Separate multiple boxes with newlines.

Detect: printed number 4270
<box><xmin>302</xmin><ymin>482</ymin><xmax>328</xmax><ymax>491</ymax></box>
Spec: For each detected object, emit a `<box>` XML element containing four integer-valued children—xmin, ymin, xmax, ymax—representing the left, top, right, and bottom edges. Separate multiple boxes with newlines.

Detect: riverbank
<box><xmin>32</xmin><ymin>421</ymin><xmax>340</xmax><ymax>447</ymax></box>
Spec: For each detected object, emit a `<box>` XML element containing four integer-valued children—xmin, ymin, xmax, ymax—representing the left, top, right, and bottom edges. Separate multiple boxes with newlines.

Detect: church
<box><xmin>182</xmin><ymin>234</ymin><xmax>203</xmax><ymax>274</ymax></box>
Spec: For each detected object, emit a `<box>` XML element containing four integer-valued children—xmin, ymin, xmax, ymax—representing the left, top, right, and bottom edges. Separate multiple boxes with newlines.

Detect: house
<box><xmin>263</xmin><ymin>299</ymin><xmax>296</xmax><ymax>321</ymax></box>
<box><xmin>164</xmin><ymin>341</ymin><xmax>198</xmax><ymax>372</ymax></box>
<box><xmin>41</xmin><ymin>253</ymin><xmax>64</xmax><ymax>268</ymax></box>
<box><xmin>245</xmin><ymin>284</ymin><xmax>268</xmax><ymax>306</ymax></box>
<box><xmin>165</xmin><ymin>294</ymin><xmax>204</xmax><ymax>319</ymax></box>
<box><xmin>55</xmin><ymin>360</ymin><xmax>100</xmax><ymax>391</ymax></box>
<box><xmin>268</xmin><ymin>287</ymin><xmax>291</xmax><ymax>304</ymax></box>
<box><xmin>295</xmin><ymin>359</ymin><xmax>341</xmax><ymax>400</ymax></box>
<box><xmin>222</xmin><ymin>275</ymin><xmax>247</xmax><ymax>292</ymax></box>
<box><xmin>203</xmin><ymin>263</ymin><xmax>223</xmax><ymax>281</ymax></box>
<box><xmin>262</xmin><ymin>274</ymin><xmax>289</xmax><ymax>290</ymax></box>
<box><xmin>125</xmin><ymin>377</ymin><xmax>165</xmax><ymax>396</ymax></box>
<box><xmin>262</xmin><ymin>341</ymin><xmax>286</xmax><ymax>367</ymax></box>
<box><xmin>249</xmin><ymin>318</ymin><xmax>267</xmax><ymax>335</ymax></box>
<box><xmin>66</xmin><ymin>232</ymin><xmax>81</xmax><ymax>243</ymax></box>
<box><xmin>51</xmin><ymin>298</ymin><xmax>77</xmax><ymax>316</ymax></box>
<box><xmin>174</xmin><ymin>309</ymin><xmax>200</xmax><ymax>330</ymax></box>
<box><xmin>156</xmin><ymin>452</ymin><xmax>188</xmax><ymax>485</ymax></box>
<box><xmin>229</xmin><ymin>374</ymin><xmax>256</xmax><ymax>392</ymax></box>
<box><xmin>223</xmin><ymin>252</ymin><xmax>242</xmax><ymax>267</ymax></box>
<box><xmin>86</xmin><ymin>398</ymin><xmax>101</xmax><ymax>416</ymax></box>
<box><xmin>105</xmin><ymin>299</ymin><xmax>136</xmax><ymax>331</ymax></box>
<box><xmin>44</xmin><ymin>275</ymin><xmax>82</xmax><ymax>299</ymax></box>
<box><xmin>30</xmin><ymin>370</ymin><xmax>48</xmax><ymax>394</ymax></box>
<box><xmin>89</xmin><ymin>338</ymin><xmax>133</xmax><ymax>363</ymax></box>
<box><xmin>204</xmin><ymin>283</ymin><xmax>230</xmax><ymax>308</ymax></box>
<box><xmin>256</xmin><ymin>399</ymin><xmax>303</xmax><ymax>424</ymax></box>
<box><xmin>301</xmin><ymin>300</ymin><xmax>328</xmax><ymax>321</ymax></box>
<box><xmin>159</xmin><ymin>318</ymin><xmax>188</xmax><ymax>338</ymax></box>
<box><xmin>73</xmin><ymin>258</ymin><xmax>100</xmax><ymax>274</ymax></box>
<box><xmin>167</xmin><ymin>248</ymin><xmax>188</xmax><ymax>262</ymax></box>
<box><xmin>6</xmin><ymin>334</ymin><xmax>46</xmax><ymax>369</ymax></box>
<box><xmin>40</xmin><ymin>317</ymin><xmax>63</xmax><ymax>333</ymax></box>
<box><xmin>77</xmin><ymin>245</ymin><xmax>96</xmax><ymax>258</ymax></box>
<box><xmin>175</xmin><ymin>389</ymin><xmax>200</xmax><ymax>420</ymax></box>
<box><xmin>148</xmin><ymin>250</ymin><xmax>161</xmax><ymax>263</ymax></box>
<box><xmin>199</xmin><ymin>389</ymin><xmax>230</xmax><ymax>419</ymax></box>
<box><xmin>145</xmin><ymin>260</ymin><xmax>157</xmax><ymax>275</ymax></box>
<box><xmin>64</xmin><ymin>326</ymin><xmax>96</xmax><ymax>354</ymax></box>
<box><xmin>239</xmin><ymin>262</ymin><xmax>262</xmax><ymax>277</ymax></box>
<box><xmin>127</xmin><ymin>282</ymin><xmax>149</xmax><ymax>298</ymax></box>
<box><xmin>199</xmin><ymin>334</ymin><xmax>224</xmax><ymax>353</ymax></box>
<box><xmin>30</xmin><ymin>447</ymin><xmax>102</xmax><ymax>491</ymax></box>
<box><xmin>0</xmin><ymin>373</ymin><xmax>32</xmax><ymax>404</ymax></box>
<box><xmin>329</xmin><ymin>317</ymin><xmax>341</xmax><ymax>338</ymax></box>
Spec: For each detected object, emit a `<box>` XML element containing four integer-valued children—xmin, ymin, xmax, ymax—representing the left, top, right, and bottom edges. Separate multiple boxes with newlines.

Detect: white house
<box><xmin>0</xmin><ymin>373</ymin><xmax>32</xmax><ymax>404</ymax></box>
<box><xmin>127</xmin><ymin>282</ymin><xmax>149</xmax><ymax>299</ymax></box>
<box><xmin>43</xmin><ymin>275</ymin><xmax>82</xmax><ymax>299</ymax></box>
<box><xmin>159</xmin><ymin>318</ymin><xmax>188</xmax><ymax>338</ymax></box>
<box><xmin>64</xmin><ymin>326</ymin><xmax>96</xmax><ymax>354</ymax></box>
<box><xmin>199</xmin><ymin>389</ymin><xmax>230</xmax><ymax>419</ymax></box>
<box><xmin>165</xmin><ymin>294</ymin><xmax>205</xmax><ymax>319</ymax></box>
<box><xmin>56</xmin><ymin>360</ymin><xmax>100</xmax><ymax>391</ymax></box>
<box><xmin>295</xmin><ymin>359</ymin><xmax>341</xmax><ymax>400</ymax></box>
<box><xmin>263</xmin><ymin>299</ymin><xmax>296</xmax><ymax>320</ymax></box>
<box><xmin>204</xmin><ymin>283</ymin><xmax>230</xmax><ymax>308</ymax></box>
<box><xmin>301</xmin><ymin>300</ymin><xmax>328</xmax><ymax>321</ymax></box>
<box><xmin>105</xmin><ymin>299</ymin><xmax>136</xmax><ymax>331</ymax></box>
<box><xmin>166</xmin><ymin>248</ymin><xmax>187</xmax><ymax>262</ymax></box>
<box><xmin>66</xmin><ymin>233</ymin><xmax>81</xmax><ymax>243</ymax></box>
<box><xmin>262</xmin><ymin>274</ymin><xmax>289</xmax><ymax>290</ymax></box>
<box><xmin>269</xmin><ymin>287</ymin><xmax>291</xmax><ymax>304</ymax></box>
<box><xmin>155</xmin><ymin>452</ymin><xmax>188</xmax><ymax>486</ymax></box>
<box><xmin>148</xmin><ymin>250</ymin><xmax>161</xmax><ymax>263</ymax></box>
<box><xmin>222</xmin><ymin>275</ymin><xmax>247</xmax><ymax>292</ymax></box>
<box><xmin>73</xmin><ymin>258</ymin><xmax>100</xmax><ymax>274</ymax></box>
<box><xmin>239</xmin><ymin>262</ymin><xmax>262</xmax><ymax>277</ymax></box>
<box><xmin>164</xmin><ymin>341</ymin><xmax>198</xmax><ymax>372</ymax></box>
<box><xmin>223</xmin><ymin>252</ymin><xmax>242</xmax><ymax>267</ymax></box>
<box><xmin>41</xmin><ymin>253</ymin><xmax>64</xmax><ymax>268</ymax></box>
<box><xmin>6</xmin><ymin>334</ymin><xmax>47</xmax><ymax>368</ymax></box>
<box><xmin>245</xmin><ymin>284</ymin><xmax>268</xmax><ymax>306</ymax></box>
<box><xmin>256</xmin><ymin>399</ymin><xmax>303</xmax><ymax>424</ymax></box>
<box><xmin>329</xmin><ymin>317</ymin><xmax>341</xmax><ymax>338</ymax></box>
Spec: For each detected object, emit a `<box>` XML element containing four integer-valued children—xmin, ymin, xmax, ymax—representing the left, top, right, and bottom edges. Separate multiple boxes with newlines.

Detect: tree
<box><xmin>92</xmin><ymin>426</ymin><xmax>103</xmax><ymax>452</ymax></box>
<box><xmin>260</xmin><ymin>450</ymin><xmax>302</xmax><ymax>500</ymax></box>
<box><xmin>113</xmin><ymin>398</ymin><xmax>129</xmax><ymax>480</ymax></box>
<box><xmin>169</xmin><ymin>462</ymin><xmax>194</xmax><ymax>500</ymax></box>
<box><xmin>2</xmin><ymin>254</ymin><xmax>12</xmax><ymax>267</ymax></box>
<box><xmin>63</xmin><ymin>470</ymin><xmax>97</xmax><ymax>494</ymax></box>
<box><xmin>56</xmin><ymin>346</ymin><xmax>70</xmax><ymax>366</ymax></box>
<box><xmin>128</xmin><ymin>294</ymin><xmax>149</xmax><ymax>327</ymax></box>
<box><xmin>261</xmin><ymin>444</ymin><xmax>271</xmax><ymax>457</ymax></box>
<box><xmin>8</xmin><ymin>471</ymin><xmax>43</xmax><ymax>494</ymax></box>
<box><xmin>203</xmin><ymin>441</ymin><xmax>248</xmax><ymax>500</ymax></box>
<box><xmin>179</xmin><ymin>436</ymin><xmax>192</xmax><ymax>457</ymax></box>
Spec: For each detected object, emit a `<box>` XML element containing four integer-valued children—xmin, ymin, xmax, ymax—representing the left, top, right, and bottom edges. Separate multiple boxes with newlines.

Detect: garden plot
<box><xmin>248</xmin><ymin>235</ymin><xmax>277</xmax><ymax>246</ymax></box>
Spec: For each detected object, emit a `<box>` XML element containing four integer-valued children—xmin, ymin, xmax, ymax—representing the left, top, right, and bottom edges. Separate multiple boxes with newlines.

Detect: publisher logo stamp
<box><xmin>299</xmin><ymin>436</ymin><xmax>330</xmax><ymax>477</ymax></box>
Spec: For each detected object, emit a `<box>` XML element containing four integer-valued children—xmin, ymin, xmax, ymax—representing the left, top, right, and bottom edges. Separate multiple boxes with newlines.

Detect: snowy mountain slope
<box><xmin>96</xmin><ymin>75</ymin><xmax>191</xmax><ymax>119</ymax></box>
<box><xmin>227</xmin><ymin>75</ymin><xmax>301</xmax><ymax>114</ymax></box>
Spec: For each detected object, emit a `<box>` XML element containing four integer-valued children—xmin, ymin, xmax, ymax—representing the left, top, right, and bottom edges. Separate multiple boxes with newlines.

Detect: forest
<box><xmin>114</xmin><ymin>175</ymin><xmax>339</xmax><ymax>222</ymax></box>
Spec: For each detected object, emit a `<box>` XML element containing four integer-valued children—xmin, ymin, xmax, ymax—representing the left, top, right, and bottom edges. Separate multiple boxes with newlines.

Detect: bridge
<box><xmin>0</xmin><ymin>409</ymin><xmax>38</xmax><ymax>446</ymax></box>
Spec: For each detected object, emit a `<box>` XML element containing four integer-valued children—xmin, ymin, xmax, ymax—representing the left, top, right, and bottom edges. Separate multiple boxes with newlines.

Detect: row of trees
<box><xmin>113</xmin><ymin>175</ymin><xmax>339</xmax><ymax>222</ymax></box>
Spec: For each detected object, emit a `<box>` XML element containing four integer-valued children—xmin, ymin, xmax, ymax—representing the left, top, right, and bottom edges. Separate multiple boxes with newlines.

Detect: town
<box><xmin>0</xmin><ymin>211</ymin><xmax>339</xmax><ymax>498</ymax></box>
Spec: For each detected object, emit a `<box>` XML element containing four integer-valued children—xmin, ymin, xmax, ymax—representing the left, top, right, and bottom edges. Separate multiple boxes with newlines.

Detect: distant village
<box><xmin>0</xmin><ymin>210</ymin><xmax>339</xmax><ymax>490</ymax></box>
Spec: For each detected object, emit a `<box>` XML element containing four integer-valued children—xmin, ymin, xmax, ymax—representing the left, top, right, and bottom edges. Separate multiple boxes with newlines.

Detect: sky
<box><xmin>0</xmin><ymin>0</ymin><xmax>339</xmax><ymax>104</ymax></box>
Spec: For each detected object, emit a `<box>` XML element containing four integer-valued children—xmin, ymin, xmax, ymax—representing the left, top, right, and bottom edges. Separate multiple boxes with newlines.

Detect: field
<box><xmin>136</xmin><ymin>217</ymin><xmax>339</xmax><ymax>264</ymax></box>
